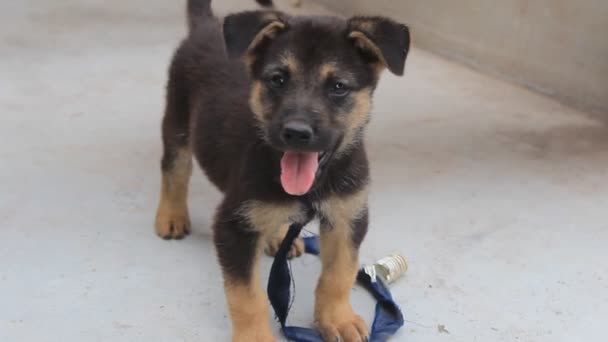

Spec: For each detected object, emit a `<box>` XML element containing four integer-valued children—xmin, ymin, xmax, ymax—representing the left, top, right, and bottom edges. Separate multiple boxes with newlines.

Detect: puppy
<box><xmin>154</xmin><ymin>0</ymin><xmax>410</xmax><ymax>341</ymax></box>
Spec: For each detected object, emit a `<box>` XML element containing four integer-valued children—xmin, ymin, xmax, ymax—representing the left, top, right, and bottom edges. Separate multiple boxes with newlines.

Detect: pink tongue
<box><xmin>280</xmin><ymin>151</ymin><xmax>319</xmax><ymax>195</ymax></box>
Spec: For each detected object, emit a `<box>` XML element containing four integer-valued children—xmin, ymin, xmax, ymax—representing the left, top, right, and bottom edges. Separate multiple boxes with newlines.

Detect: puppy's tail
<box><xmin>255</xmin><ymin>0</ymin><xmax>274</xmax><ymax>6</ymax></box>
<box><xmin>187</xmin><ymin>0</ymin><xmax>211</xmax><ymax>31</ymax></box>
<box><xmin>187</xmin><ymin>0</ymin><xmax>274</xmax><ymax>31</ymax></box>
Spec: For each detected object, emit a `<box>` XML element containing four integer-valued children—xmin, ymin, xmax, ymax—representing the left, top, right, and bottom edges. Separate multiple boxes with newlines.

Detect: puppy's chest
<box><xmin>240</xmin><ymin>189</ymin><xmax>368</xmax><ymax>232</ymax></box>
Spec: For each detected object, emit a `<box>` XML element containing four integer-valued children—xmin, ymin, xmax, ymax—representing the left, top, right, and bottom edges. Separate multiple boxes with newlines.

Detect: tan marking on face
<box><xmin>243</xmin><ymin>21</ymin><xmax>286</xmax><ymax>68</ymax></box>
<box><xmin>349</xmin><ymin>31</ymin><xmax>387</xmax><ymax>75</ymax></box>
<box><xmin>281</xmin><ymin>52</ymin><xmax>300</xmax><ymax>74</ymax></box>
<box><xmin>338</xmin><ymin>87</ymin><xmax>372</xmax><ymax>154</ymax></box>
<box><xmin>319</xmin><ymin>63</ymin><xmax>337</xmax><ymax>80</ymax></box>
<box><xmin>248</xmin><ymin>80</ymin><xmax>266</xmax><ymax>122</ymax></box>
<box><xmin>240</xmin><ymin>200</ymin><xmax>305</xmax><ymax>235</ymax></box>
<box><xmin>155</xmin><ymin>146</ymin><xmax>192</xmax><ymax>239</ymax></box>
<box><xmin>224</xmin><ymin>248</ymin><xmax>276</xmax><ymax>341</ymax></box>
<box><xmin>315</xmin><ymin>186</ymin><xmax>370</xmax><ymax>340</ymax></box>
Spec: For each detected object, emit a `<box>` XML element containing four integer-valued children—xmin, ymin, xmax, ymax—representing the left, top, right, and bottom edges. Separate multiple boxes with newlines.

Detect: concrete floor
<box><xmin>1</xmin><ymin>0</ymin><xmax>607</xmax><ymax>341</ymax></box>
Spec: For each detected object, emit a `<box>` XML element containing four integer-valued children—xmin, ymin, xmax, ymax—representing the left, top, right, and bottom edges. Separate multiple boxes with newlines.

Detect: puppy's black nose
<box><xmin>281</xmin><ymin>120</ymin><xmax>313</xmax><ymax>146</ymax></box>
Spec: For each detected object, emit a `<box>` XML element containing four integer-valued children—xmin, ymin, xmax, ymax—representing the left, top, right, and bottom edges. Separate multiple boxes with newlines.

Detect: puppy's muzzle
<box><xmin>281</xmin><ymin>119</ymin><xmax>314</xmax><ymax>149</ymax></box>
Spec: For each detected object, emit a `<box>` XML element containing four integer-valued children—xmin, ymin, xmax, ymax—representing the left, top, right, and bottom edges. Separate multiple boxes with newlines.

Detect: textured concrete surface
<box><xmin>320</xmin><ymin>0</ymin><xmax>608</xmax><ymax>116</ymax></box>
<box><xmin>1</xmin><ymin>1</ymin><xmax>607</xmax><ymax>341</ymax></box>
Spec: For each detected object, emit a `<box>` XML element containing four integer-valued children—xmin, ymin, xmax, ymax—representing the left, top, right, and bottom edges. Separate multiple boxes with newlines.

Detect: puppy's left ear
<box><xmin>347</xmin><ymin>16</ymin><xmax>410</xmax><ymax>76</ymax></box>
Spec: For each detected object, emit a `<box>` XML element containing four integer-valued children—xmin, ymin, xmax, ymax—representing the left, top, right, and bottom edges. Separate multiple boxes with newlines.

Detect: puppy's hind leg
<box><xmin>155</xmin><ymin>67</ymin><xmax>192</xmax><ymax>240</ymax></box>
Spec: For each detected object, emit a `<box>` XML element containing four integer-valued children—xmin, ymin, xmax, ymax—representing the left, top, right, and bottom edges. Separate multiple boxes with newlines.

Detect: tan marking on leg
<box><xmin>155</xmin><ymin>147</ymin><xmax>192</xmax><ymax>239</ymax></box>
<box><xmin>318</xmin><ymin>186</ymin><xmax>369</xmax><ymax>226</ymax></box>
<box><xmin>264</xmin><ymin>223</ymin><xmax>305</xmax><ymax>259</ymax></box>
<box><xmin>315</xmin><ymin>187</ymin><xmax>370</xmax><ymax>342</ymax></box>
<box><xmin>225</xmin><ymin>246</ymin><xmax>277</xmax><ymax>342</ymax></box>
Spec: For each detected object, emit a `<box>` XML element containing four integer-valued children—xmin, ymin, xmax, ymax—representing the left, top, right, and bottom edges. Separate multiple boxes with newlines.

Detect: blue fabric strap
<box><xmin>267</xmin><ymin>224</ymin><xmax>405</xmax><ymax>342</ymax></box>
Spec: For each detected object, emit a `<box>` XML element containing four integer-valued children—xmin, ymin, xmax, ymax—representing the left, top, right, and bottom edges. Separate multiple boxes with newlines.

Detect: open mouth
<box><xmin>280</xmin><ymin>151</ymin><xmax>327</xmax><ymax>196</ymax></box>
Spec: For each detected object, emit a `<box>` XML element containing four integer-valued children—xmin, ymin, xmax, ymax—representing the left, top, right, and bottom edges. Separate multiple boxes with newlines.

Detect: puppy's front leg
<box><xmin>315</xmin><ymin>190</ymin><xmax>369</xmax><ymax>342</ymax></box>
<box><xmin>213</xmin><ymin>202</ymin><xmax>276</xmax><ymax>342</ymax></box>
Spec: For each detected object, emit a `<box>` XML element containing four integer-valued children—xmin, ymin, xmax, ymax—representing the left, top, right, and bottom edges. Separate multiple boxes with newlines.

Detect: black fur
<box><xmin>255</xmin><ymin>0</ymin><xmax>274</xmax><ymax>7</ymax></box>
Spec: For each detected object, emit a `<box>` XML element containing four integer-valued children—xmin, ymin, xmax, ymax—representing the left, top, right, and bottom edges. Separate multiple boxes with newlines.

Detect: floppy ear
<box><xmin>223</xmin><ymin>11</ymin><xmax>287</xmax><ymax>63</ymax></box>
<box><xmin>347</xmin><ymin>16</ymin><xmax>410</xmax><ymax>76</ymax></box>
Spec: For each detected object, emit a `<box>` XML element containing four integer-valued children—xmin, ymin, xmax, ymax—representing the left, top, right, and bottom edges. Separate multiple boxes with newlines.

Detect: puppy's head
<box><xmin>223</xmin><ymin>12</ymin><xmax>410</xmax><ymax>195</ymax></box>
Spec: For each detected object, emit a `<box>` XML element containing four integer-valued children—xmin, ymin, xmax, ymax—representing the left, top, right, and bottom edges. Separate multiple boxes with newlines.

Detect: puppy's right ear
<box><xmin>347</xmin><ymin>16</ymin><xmax>410</xmax><ymax>76</ymax></box>
<box><xmin>223</xmin><ymin>11</ymin><xmax>287</xmax><ymax>65</ymax></box>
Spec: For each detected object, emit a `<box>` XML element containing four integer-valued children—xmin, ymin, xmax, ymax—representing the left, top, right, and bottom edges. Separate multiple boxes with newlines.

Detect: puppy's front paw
<box><xmin>155</xmin><ymin>202</ymin><xmax>190</xmax><ymax>240</ymax></box>
<box><xmin>264</xmin><ymin>234</ymin><xmax>304</xmax><ymax>259</ymax></box>
<box><xmin>316</xmin><ymin>305</ymin><xmax>369</xmax><ymax>342</ymax></box>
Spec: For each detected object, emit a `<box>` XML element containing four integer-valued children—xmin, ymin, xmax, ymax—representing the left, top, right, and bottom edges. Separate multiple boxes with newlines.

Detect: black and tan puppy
<box><xmin>155</xmin><ymin>0</ymin><xmax>409</xmax><ymax>341</ymax></box>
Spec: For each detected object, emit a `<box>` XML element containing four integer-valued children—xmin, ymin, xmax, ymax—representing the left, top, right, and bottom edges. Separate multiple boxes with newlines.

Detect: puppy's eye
<box><xmin>329</xmin><ymin>82</ymin><xmax>350</xmax><ymax>97</ymax></box>
<box><xmin>267</xmin><ymin>74</ymin><xmax>287</xmax><ymax>89</ymax></box>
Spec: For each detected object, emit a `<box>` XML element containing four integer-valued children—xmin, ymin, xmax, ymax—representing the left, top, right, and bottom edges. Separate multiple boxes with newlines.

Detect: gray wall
<box><xmin>320</xmin><ymin>0</ymin><xmax>608</xmax><ymax>114</ymax></box>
